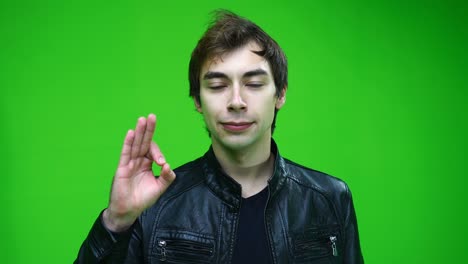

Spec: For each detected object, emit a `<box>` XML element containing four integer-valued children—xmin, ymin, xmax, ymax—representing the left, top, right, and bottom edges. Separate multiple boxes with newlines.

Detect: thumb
<box><xmin>159</xmin><ymin>163</ymin><xmax>176</xmax><ymax>186</ymax></box>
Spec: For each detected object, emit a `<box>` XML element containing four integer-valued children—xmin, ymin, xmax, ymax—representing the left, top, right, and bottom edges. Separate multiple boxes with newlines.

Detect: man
<box><xmin>75</xmin><ymin>10</ymin><xmax>364</xmax><ymax>263</ymax></box>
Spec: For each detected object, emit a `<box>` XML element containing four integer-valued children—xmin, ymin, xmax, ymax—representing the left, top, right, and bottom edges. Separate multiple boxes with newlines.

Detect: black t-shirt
<box><xmin>231</xmin><ymin>187</ymin><xmax>272</xmax><ymax>264</ymax></box>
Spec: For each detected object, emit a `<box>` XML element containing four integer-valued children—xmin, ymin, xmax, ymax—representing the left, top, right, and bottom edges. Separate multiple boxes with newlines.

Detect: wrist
<box><xmin>102</xmin><ymin>208</ymin><xmax>135</xmax><ymax>233</ymax></box>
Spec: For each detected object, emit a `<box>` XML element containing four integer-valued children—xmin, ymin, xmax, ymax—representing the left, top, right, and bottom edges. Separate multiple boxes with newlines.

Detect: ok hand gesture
<box><xmin>103</xmin><ymin>114</ymin><xmax>176</xmax><ymax>232</ymax></box>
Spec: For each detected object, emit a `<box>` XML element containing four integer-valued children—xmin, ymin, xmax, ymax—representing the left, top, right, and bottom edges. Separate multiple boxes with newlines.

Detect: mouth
<box><xmin>220</xmin><ymin>121</ymin><xmax>254</xmax><ymax>132</ymax></box>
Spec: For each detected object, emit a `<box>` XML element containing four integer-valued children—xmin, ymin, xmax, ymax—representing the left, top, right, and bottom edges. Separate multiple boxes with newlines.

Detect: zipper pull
<box><xmin>329</xmin><ymin>236</ymin><xmax>338</xmax><ymax>257</ymax></box>
<box><xmin>158</xmin><ymin>240</ymin><xmax>167</xmax><ymax>261</ymax></box>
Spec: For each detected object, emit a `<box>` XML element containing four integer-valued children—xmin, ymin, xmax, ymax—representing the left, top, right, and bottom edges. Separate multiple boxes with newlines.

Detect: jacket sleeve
<box><xmin>74</xmin><ymin>210</ymin><xmax>144</xmax><ymax>264</ymax></box>
<box><xmin>341</xmin><ymin>185</ymin><xmax>364</xmax><ymax>264</ymax></box>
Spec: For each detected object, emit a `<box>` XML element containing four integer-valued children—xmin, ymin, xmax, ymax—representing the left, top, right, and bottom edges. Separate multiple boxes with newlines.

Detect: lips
<box><xmin>221</xmin><ymin>121</ymin><xmax>254</xmax><ymax>132</ymax></box>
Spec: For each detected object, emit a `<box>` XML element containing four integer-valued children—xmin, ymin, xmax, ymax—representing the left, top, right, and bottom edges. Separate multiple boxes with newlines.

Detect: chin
<box><xmin>215</xmin><ymin>134</ymin><xmax>257</xmax><ymax>150</ymax></box>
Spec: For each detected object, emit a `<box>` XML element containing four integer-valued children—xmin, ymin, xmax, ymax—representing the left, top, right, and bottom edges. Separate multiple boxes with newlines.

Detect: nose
<box><xmin>227</xmin><ymin>86</ymin><xmax>247</xmax><ymax>112</ymax></box>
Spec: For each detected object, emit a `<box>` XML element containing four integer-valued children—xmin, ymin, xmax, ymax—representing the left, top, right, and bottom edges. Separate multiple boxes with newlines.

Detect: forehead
<box><xmin>201</xmin><ymin>42</ymin><xmax>272</xmax><ymax>77</ymax></box>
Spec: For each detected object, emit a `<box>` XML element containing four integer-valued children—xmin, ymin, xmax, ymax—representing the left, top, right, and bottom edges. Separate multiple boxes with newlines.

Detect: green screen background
<box><xmin>2</xmin><ymin>0</ymin><xmax>467</xmax><ymax>263</ymax></box>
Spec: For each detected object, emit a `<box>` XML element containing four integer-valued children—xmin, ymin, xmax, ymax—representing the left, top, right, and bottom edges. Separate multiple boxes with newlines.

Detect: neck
<box><xmin>212</xmin><ymin>138</ymin><xmax>274</xmax><ymax>198</ymax></box>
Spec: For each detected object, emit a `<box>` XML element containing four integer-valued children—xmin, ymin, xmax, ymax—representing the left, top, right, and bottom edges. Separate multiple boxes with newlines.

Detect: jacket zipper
<box><xmin>329</xmin><ymin>236</ymin><xmax>338</xmax><ymax>257</ymax></box>
<box><xmin>264</xmin><ymin>185</ymin><xmax>274</xmax><ymax>262</ymax></box>
<box><xmin>158</xmin><ymin>240</ymin><xmax>167</xmax><ymax>261</ymax></box>
<box><xmin>158</xmin><ymin>239</ymin><xmax>213</xmax><ymax>262</ymax></box>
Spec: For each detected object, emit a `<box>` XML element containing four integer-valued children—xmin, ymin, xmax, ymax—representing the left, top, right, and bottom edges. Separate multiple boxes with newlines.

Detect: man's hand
<box><xmin>103</xmin><ymin>114</ymin><xmax>176</xmax><ymax>232</ymax></box>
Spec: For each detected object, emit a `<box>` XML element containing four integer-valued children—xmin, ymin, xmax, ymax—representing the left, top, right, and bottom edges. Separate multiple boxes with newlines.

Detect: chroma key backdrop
<box><xmin>1</xmin><ymin>0</ymin><xmax>467</xmax><ymax>263</ymax></box>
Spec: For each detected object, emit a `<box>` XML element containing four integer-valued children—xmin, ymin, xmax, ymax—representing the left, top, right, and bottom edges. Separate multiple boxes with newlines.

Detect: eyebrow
<box><xmin>242</xmin><ymin>69</ymin><xmax>268</xmax><ymax>78</ymax></box>
<box><xmin>203</xmin><ymin>71</ymin><xmax>228</xmax><ymax>80</ymax></box>
<box><xmin>203</xmin><ymin>68</ymin><xmax>268</xmax><ymax>80</ymax></box>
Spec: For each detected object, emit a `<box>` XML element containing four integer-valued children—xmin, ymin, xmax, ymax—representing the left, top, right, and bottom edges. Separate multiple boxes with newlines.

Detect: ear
<box><xmin>193</xmin><ymin>97</ymin><xmax>203</xmax><ymax>113</ymax></box>
<box><xmin>275</xmin><ymin>86</ymin><xmax>287</xmax><ymax>110</ymax></box>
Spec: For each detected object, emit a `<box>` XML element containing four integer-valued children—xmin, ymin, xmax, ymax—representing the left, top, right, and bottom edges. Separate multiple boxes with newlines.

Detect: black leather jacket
<box><xmin>75</xmin><ymin>142</ymin><xmax>364</xmax><ymax>263</ymax></box>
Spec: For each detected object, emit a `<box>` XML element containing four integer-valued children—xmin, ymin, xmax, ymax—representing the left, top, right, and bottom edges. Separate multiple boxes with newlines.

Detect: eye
<box><xmin>207</xmin><ymin>82</ymin><xmax>227</xmax><ymax>90</ymax></box>
<box><xmin>208</xmin><ymin>85</ymin><xmax>227</xmax><ymax>90</ymax></box>
<box><xmin>246</xmin><ymin>82</ymin><xmax>263</xmax><ymax>88</ymax></box>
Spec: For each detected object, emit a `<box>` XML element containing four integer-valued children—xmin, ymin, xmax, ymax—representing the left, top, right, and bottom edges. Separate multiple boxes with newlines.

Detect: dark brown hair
<box><xmin>189</xmin><ymin>10</ymin><xmax>288</xmax><ymax>133</ymax></box>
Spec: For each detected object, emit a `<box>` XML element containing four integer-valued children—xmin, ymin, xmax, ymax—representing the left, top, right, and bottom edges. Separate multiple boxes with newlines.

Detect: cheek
<box><xmin>200</xmin><ymin>97</ymin><xmax>220</xmax><ymax>120</ymax></box>
<box><xmin>264</xmin><ymin>99</ymin><xmax>280</xmax><ymax>123</ymax></box>
<box><xmin>260</xmin><ymin>97</ymin><xmax>279</xmax><ymax>113</ymax></box>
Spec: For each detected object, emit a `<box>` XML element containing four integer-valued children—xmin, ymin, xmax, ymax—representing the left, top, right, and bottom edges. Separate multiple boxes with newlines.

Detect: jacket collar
<box><xmin>202</xmin><ymin>140</ymin><xmax>288</xmax><ymax>209</ymax></box>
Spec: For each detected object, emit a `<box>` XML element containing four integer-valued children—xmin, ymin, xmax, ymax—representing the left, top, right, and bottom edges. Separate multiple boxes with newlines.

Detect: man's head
<box><xmin>189</xmin><ymin>10</ymin><xmax>288</xmax><ymax>134</ymax></box>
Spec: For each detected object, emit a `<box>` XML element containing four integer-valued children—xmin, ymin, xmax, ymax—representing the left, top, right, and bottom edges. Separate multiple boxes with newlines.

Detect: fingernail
<box><xmin>158</xmin><ymin>157</ymin><xmax>165</xmax><ymax>164</ymax></box>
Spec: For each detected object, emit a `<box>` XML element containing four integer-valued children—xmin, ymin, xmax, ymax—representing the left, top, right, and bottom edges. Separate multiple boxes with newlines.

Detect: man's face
<box><xmin>196</xmin><ymin>42</ymin><xmax>286</xmax><ymax>151</ymax></box>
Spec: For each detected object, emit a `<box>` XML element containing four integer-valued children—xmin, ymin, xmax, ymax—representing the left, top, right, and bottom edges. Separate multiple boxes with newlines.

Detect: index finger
<box><xmin>149</xmin><ymin>141</ymin><xmax>166</xmax><ymax>166</ymax></box>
